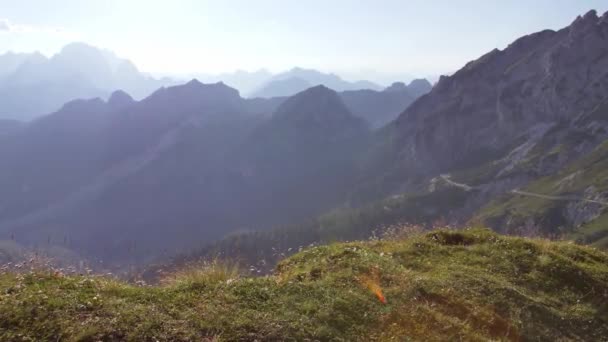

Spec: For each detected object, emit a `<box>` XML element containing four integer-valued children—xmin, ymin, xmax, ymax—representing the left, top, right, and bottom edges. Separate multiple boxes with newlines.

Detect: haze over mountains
<box><xmin>248</xmin><ymin>67</ymin><xmax>384</xmax><ymax>98</ymax></box>
<box><xmin>190</xmin><ymin>69</ymin><xmax>273</xmax><ymax>97</ymax></box>
<box><xmin>0</xmin><ymin>43</ymin><xmax>178</xmax><ymax>120</ymax></box>
<box><xmin>0</xmin><ymin>43</ymin><xmax>425</xmax><ymax>121</ymax></box>
<box><xmin>182</xmin><ymin>67</ymin><xmax>428</xmax><ymax>98</ymax></box>
<box><xmin>1</xmin><ymin>9</ymin><xmax>608</xmax><ymax>272</ymax></box>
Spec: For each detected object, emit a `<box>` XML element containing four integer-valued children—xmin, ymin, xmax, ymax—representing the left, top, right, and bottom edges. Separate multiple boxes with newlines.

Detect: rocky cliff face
<box><xmin>377</xmin><ymin>10</ymin><xmax>608</xmax><ymax>180</ymax></box>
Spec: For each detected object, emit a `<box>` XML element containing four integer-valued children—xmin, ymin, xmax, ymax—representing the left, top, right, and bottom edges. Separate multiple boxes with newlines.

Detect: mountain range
<box><xmin>188</xmin><ymin>69</ymin><xmax>273</xmax><ymax>97</ymax></box>
<box><xmin>166</xmin><ymin>9</ymin><xmax>608</xmax><ymax>269</ymax></box>
<box><xmin>0</xmin><ymin>76</ymin><xmax>431</xmax><ymax>264</ymax></box>
<box><xmin>193</xmin><ymin>67</ymin><xmax>412</xmax><ymax>98</ymax></box>
<box><xmin>249</xmin><ymin>67</ymin><xmax>384</xmax><ymax>98</ymax></box>
<box><xmin>0</xmin><ymin>43</ymin><xmax>418</xmax><ymax>121</ymax></box>
<box><xmin>1</xmin><ymin>10</ymin><xmax>607</xmax><ymax>270</ymax></box>
<box><xmin>0</xmin><ymin>43</ymin><xmax>176</xmax><ymax>120</ymax></box>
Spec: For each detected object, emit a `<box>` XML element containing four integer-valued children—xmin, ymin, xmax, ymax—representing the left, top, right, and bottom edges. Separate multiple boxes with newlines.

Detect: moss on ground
<box><xmin>1</xmin><ymin>228</ymin><xmax>607</xmax><ymax>341</ymax></box>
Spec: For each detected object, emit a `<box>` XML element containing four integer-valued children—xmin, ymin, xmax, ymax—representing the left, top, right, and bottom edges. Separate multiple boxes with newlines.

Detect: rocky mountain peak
<box><xmin>568</xmin><ymin>9</ymin><xmax>605</xmax><ymax>39</ymax></box>
<box><xmin>407</xmin><ymin>79</ymin><xmax>433</xmax><ymax>97</ymax></box>
<box><xmin>160</xmin><ymin>80</ymin><xmax>241</xmax><ymax>104</ymax></box>
<box><xmin>274</xmin><ymin>85</ymin><xmax>349</xmax><ymax>120</ymax></box>
<box><xmin>384</xmin><ymin>82</ymin><xmax>407</xmax><ymax>92</ymax></box>
<box><xmin>268</xmin><ymin>85</ymin><xmax>369</xmax><ymax>139</ymax></box>
<box><xmin>184</xmin><ymin>78</ymin><xmax>204</xmax><ymax>87</ymax></box>
<box><xmin>107</xmin><ymin>90</ymin><xmax>134</xmax><ymax>109</ymax></box>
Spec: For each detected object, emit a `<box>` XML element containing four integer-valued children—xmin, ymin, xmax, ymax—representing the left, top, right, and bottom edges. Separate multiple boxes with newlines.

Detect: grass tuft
<box><xmin>160</xmin><ymin>259</ymin><xmax>241</xmax><ymax>289</ymax></box>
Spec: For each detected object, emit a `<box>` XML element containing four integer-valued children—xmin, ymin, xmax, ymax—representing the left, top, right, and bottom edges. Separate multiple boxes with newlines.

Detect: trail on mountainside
<box><xmin>439</xmin><ymin>174</ymin><xmax>476</xmax><ymax>192</ymax></box>
<box><xmin>510</xmin><ymin>189</ymin><xmax>608</xmax><ymax>206</ymax></box>
<box><xmin>439</xmin><ymin>174</ymin><xmax>608</xmax><ymax>206</ymax></box>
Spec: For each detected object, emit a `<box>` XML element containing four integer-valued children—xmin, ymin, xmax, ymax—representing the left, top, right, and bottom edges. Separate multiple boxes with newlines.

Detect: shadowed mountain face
<box><xmin>339</xmin><ymin>79</ymin><xmax>432</xmax><ymax>127</ymax></box>
<box><xmin>0</xmin><ymin>81</ymin><xmax>373</xmax><ymax>263</ymax></box>
<box><xmin>231</xmin><ymin>86</ymin><xmax>371</xmax><ymax>223</ymax></box>
<box><xmin>391</xmin><ymin>79</ymin><xmax>432</xmax><ymax>97</ymax></box>
<box><xmin>0</xmin><ymin>43</ymin><xmax>176</xmax><ymax>121</ymax></box>
<box><xmin>250</xmin><ymin>67</ymin><xmax>383</xmax><ymax>98</ymax></box>
<box><xmin>0</xmin><ymin>119</ymin><xmax>21</xmax><ymax>137</ymax></box>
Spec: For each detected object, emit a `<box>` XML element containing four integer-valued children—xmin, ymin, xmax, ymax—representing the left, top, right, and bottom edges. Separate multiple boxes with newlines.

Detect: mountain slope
<box><xmin>0</xmin><ymin>81</ymin><xmax>257</xmax><ymax>259</ymax></box>
<box><xmin>474</xmin><ymin>105</ymin><xmax>608</xmax><ymax>247</ymax></box>
<box><xmin>2</xmin><ymin>228</ymin><xmax>607</xmax><ymax>341</ymax></box>
<box><xmin>350</xmin><ymin>10</ymin><xmax>608</xmax><ymax>236</ymax></box>
<box><xmin>340</xmin><ymin>80</ymin><xmax>430</xmax><ymax>128</ymax></box>
<box><xmin>0</xmin><ymin>83</ymin><xmax>374</xmax><ymax>264</ymax></box>
<box><xmin>230</xmin><ymin>85</ymin><xmax>371</xmax><ymax>224</ymax></box>
<box><xmin>390</xmin><ymin>10</ymin><xmax>607</xmax><ymax>177</ymax></box>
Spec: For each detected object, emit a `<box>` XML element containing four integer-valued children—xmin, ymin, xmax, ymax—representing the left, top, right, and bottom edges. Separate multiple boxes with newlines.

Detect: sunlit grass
<box><xmin>1</xmin><ymin>227</ymin><xmax>607</xmax><ymax>341</ymax></box>
<box><xmin>160</xmin><ymin>259</ymin><xmax>241</xmax><ymax>288</ymax></box>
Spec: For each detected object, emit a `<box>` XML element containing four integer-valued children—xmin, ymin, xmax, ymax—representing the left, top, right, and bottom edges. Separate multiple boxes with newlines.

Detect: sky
<box><xmin>0</xmin><ymin>0</ymin><xmax>607</xmax><ymax>81</ymax></box>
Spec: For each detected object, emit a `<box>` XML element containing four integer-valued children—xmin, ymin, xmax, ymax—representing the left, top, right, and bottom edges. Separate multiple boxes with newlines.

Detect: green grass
<box><xmin>569</xmin><ymin>211</ymin><xmax>608</xmax><ymax>247</ymax></box>
<box><xmin>1</xmin><ymin>228</ymin><xmax>607</xmax><ymax>341</ymax></box>
<box><xmin>476</xmin><ymin>139</ymin><xmax>608</xmax><ymax>242</ymax></box>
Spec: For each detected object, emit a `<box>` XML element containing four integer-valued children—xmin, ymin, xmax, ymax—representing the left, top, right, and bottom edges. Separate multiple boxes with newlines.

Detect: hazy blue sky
<box><xmin>0</xmin><ymin>0</ymin><xmax>606</xmax><ymax>79</ymax></box>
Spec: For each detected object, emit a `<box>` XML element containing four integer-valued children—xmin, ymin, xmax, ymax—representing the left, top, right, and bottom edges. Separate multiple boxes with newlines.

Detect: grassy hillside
<box><xmin>477</xmin><ymin>139</ymin><xmax>608</xmax><ymax>247</ymax></box>
<box><xmin>1</xmin><ymin>228</ymin><xmax>607</xmax><ymax>341</ymax></box>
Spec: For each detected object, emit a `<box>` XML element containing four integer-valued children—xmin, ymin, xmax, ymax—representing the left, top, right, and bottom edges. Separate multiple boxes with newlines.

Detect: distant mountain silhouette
<box><xmin>337</xmin><ymin>79</ymin><xmax>432</xmax><ymax>127</ymax></box>
<box><xmin>0</xmin><ymin>52</ymin><xmax>39</xmax><ymax>78</ymax></box>
<box><xmin>250</xmin><ymin>67</ymin><xmax>383</xmax><ymax>98</ymax></box>
<box><xmin>340</xmin><ymin>89</ymin><xmax>414</xmax><ymax>128</ymax></box>
<box><xmin>0</xmin><ymin>43</ymin><xmax>176</xmax><ymax>120</ymax></box>
<box><xmin>250</xmin><ymin>76</ymin><xmax>312</xmax><ymax>98</ymax></box>
<box><xmin>191</xmin><ymin>69</ymin><xmax>273</xmax><ymax>96</ymax></box>
<box><xmin>404</xmin><ymin>78</ymin><xmax>433</xmax><ymax>97</ymax></box>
